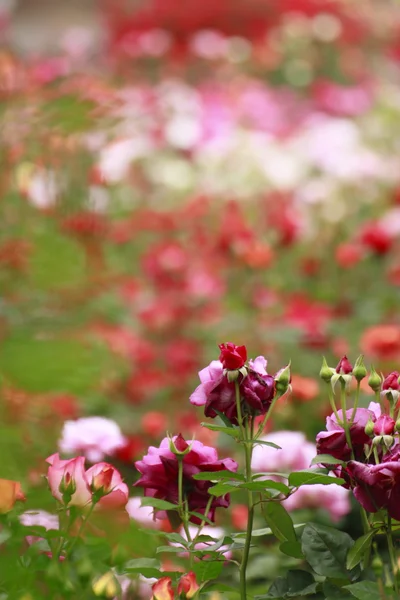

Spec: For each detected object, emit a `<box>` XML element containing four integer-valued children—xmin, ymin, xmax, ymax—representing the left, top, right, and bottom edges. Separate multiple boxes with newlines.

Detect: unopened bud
<box><xmin>364</xmin><ymin>418</ymin><xmax>375</xmax><ymax>437</ymax></box>
<box><xmin>275</xmin><ymin>362</ymin><xmax>291</xmax><ymax>394</ymax></box>
<box><xmin>168</xmin><ymin>433</ymin><xmax>192</xmax><ymax>456</ymax></box>
<box><xmin>395</xmin><ymin>418</ymin><xmax>400</xmax><ymax>433</ymax></box>
<box><xmin>368</xmin><ymin>366</ymin><xmax>382</xmax><ymax>392</ymax></box>
<box><xmin>58</xmin><ymin>472</ymin><xmax>76</xmax><ymax>499</ymax></box>
<box><xmin>319</xmin><ymin>357</ymin><xmax>335</xmax><ymax>383</ymax></box>
<box><xmin>353</xmin><ymin>355</ymin><xmax>367</xmax><ymax>382</ymax></box>
<box><xmin>336</xmin><ymin>355</ymin><xmax>353</xmax><ymax>375</ymax></box>
<box><xmin>177</xmin><ymin>572</ymin><xmax>200</xmax><ymax>599</ymax></box>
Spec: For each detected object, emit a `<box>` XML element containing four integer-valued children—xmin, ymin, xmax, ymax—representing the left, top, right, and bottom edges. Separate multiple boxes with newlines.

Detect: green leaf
<box><xmin>343</xmin><ymin>581</ymin><xmax>382</xmax><ymax>600</ymax></box>
<box><xmin>124</xmin><ymin>558</ymin><xmax>162</xmax><ymax>578</ymax></box>
<box><xmin>289</xmin><ymin>470</ymin><xmax>345</xmax><ymax>487</ymax></box>
<box><xmin>188</xmin><ymin>512</ymin><xmax>215</xmax><ymax>526</ymax></box>
<box><xmin>323</xmin><ymin>581</ymin><xmax>353</xmax><ymax>599</ymax></box>
<box><xmin>192</xmin><ymin>471</ymin><xmax>244</xmax><ymax>481</ymax></box>
<box><xmin>262</xmin><ymin>502</ymin><xmax>297</xmax><ymax>543</ymax></box>
<box><xmin>279</xmin><ymin>540</ymin><xmax>304</xmax><ymax>559</ymax></box>
<box><xmin>140</xmin><ymin>498</ymin><xmax>178</xmax><ymax>511</ymax></box>
<box><xmin>245</xmin><ymin>480</ymin><xmax>290</xmax><ymax>494</ymax></box>
<box><xmin>156</xmin><ymin>546</ymin><xmax>184</xmax><ymax>554</ymax></box>
<box><xmin>301</xmin><ymin>523</ymin><xmax>360</xmax><ymax>581</ymax></box>
<box><xmin>310</xmin><ymin>454</ymin><xmax>345</xmax><ymax>466</ymax></box>
<box><xmin>346</xmin><ymin>530</ymin><xmax>377</xmax><ymax>570</ymax></box>
<box><xmin>213</xmin><ymin>410</ymin><xmax>234</xmax><ymax>428</ymax></box>
<box><xmin>254</xmin><ymin>440</ymin><xmax>282</xmax><ymax>450</ymax></box>
<box><xmin>201</xmin><ymin>423</ymin><xmax>240</xmax><ymax>439</ymax></box>
<box><xmin>193</xmin><ymin>560</ymin><xmax>223</xmax><ymax>582</ymax></box>
<box><xmin>162</xmin><ymin>532</ymin><xmax>189</xmax><ymax>547</ymax></box>
<box><xmin>258</xmin><ymin>570</ymin><xmax>318</xmax><ymax>599</ymax></box>
<box><xmin>208</xmin><ymin>482</ymin><xmax>240</xmax><ymax>497</ymax></box>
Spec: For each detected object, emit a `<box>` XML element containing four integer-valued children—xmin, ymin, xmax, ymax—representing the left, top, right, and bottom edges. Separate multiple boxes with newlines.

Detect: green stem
<box><xmin>192</xmin><ymin>496</ymin><xmax>213</xmax><ymax>546</ymax></box>
<box><xmin>67</xmin><ymin>502</ymin><xmax>96</xmax><ymax>557</ymax></box>
<box><xmin>254</xmin><ymin>392</ymin><xmax>282</xmax><ymax>440</ymax></box>
<box><xmin>235</xmin><ymin>380</ymin><xmax>244</xmax><ymax>429</ymax></box>
<box><xmin>386</xmin><ymin>517</ymin><xmax>398</xmax><ymax>594</ymax></box>
<box><xmin>240</xmin><ymin>418</ymin><xmax>254</xmax><ymax>600</ymax></box>
<box><xmin>327</xmin><ymin>385</ymin><xmax>341</xmax><ymax>424</ymax></box>
<box><xmin>350</xmin><ymin>381</ymin><xmax>361</xmax><ymax>423</ymax></box>
<box><xmin>340</xmin><ymin>381</ymin><xmax>354</xmax><ymax>460</ymax></box>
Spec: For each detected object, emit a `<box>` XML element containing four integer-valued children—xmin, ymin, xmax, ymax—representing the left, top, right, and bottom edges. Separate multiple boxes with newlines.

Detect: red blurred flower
<box><xmin>141</xmin><ymin>411</ymin><xmax>168</xmax><ymax>438</ymax></box>
<box><xmin>360</xmin><ymin>222</ymin><xmax>392</xmax><ymax>255</ymax></box>
<box><xmin>361</xmin><ymin>325</ymin><xmax>400</xmax><ymax>361</ymax></box>
<box><xmin>335</xmin><ymin>242</ymin><xmax>363</xmax><ymax>269</ymax></box>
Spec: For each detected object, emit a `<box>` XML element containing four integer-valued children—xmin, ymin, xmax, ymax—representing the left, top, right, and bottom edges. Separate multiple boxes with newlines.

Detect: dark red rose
<box><xmin>347</xmin><ymin>447</ymin><xmax>400</xmax><ymax>520</ymax></box>
<box><xmin>218</xmin><ymin>343</ymin><xmax>247</xmax><ymax>370</ymax></box>
<box><xmin>241</xmin><ymin>371</ymin><xmax>275</xmax><ymax>414</ymax></box>
<box><xmin>335</xmin><ymin>355</ymin><xmax>353</xmax><ymax>374</ymax></box>
<box><xmin>382</xmin><ymin>371</ymin><xmax>400</xmax><ymax>391</ymax></box>
<box><xmin>135</xmin><ymin>435</ymin><xmax>237</xmax><ymax>524</ymax></box>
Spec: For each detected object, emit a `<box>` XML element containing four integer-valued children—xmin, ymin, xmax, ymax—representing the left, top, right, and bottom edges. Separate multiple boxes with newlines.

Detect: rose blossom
<box><xmin>283</xmin><ymin>481</ymin><xmax>350</xmax><ymax>522</ymax></box>
<box><xmin>86</xmin><ymin>463</ymin><xmax>129</xmax><ymax>509</ymax></box>
<box><xmin>135</xmin><ymin>434</ymin><xmax>237</xmax><ymax>523</ymax></box>
<box><xmin>251</xmin><ymin>431</ymin><xmax>313</xmax><ymax>473</ymax></box>
<box><xmin>347</xmin><ymin>447</ymin><xmax>400</xmax><ymax>520</ymax></box>
<box><xmin>46</xmin><ymin>454</ymin><xmax>92</xmax><ymax>507</ymax></box>
<box><xmin>58</xmin><ymin>417</ymin><xmax>126</xmax><ymax>462</ymax></box>
<box><xmin>218</xmin><ymin>342</ymin><xmax>247</xmax><ymax>370</ymax></box>
<box><xmin>0</xmin><ymin>479</ymin><xmax>25</xmax><ymax>513</ymax></box>
<box><xmin>373</xmin><ymin>415</ymin><xmax>395</xmax><ymax>436</ymax></box>
<box><xmin>20</xmin><ymin>510</ymin><xmax>59</xmax><ymax>546</ymax></box>
<box><xmin>316</xmin><ymin>403</ymin><xmax>381</xmax><ymax>462</ymax></box>
<box><xmin>190</xmin><ymin>354</ymin><xmax>277</xmax><ymax>423</ymax></box>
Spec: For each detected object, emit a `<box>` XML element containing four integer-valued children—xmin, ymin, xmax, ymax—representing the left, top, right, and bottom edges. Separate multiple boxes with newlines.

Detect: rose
<box><xmin>374</xmin><ymin>415</ymin><xmax>395</xmax><ymax>436</ymax></box>
<box><xmin>242</xmin><ymin>356</ymin><xmax>275</xmax><ymax>413</ymax></box>
<box><xmin>316</xmin><ymin>403</ymin><xmax>381</xmax><ymax>462</ymax></box>
<box><xmin>346</xmin><ymin>448</ymin><xmax>400</xmax><ymax>520</ymax></box>
<box><xmin>0</xmin><ymin>479</ymin><xmax>25</xmax><ymax>513</ymax></box>
<box><xmin>218</xmin><ymin>342</ymin><xmax>247</xmax><ymax>370</ymax></box>
<box><xmin>335</xmin><ymin>355</ymin><xmax>353</xmax><ymax>374</ymax></box>
<box><xmin>46</xmin><ymin>454</ymin><xmax>92</xmax><ymax>507</ymax></box>
<box><xmin>86</xmin><ymin>463</ymin><xmax>129</xmax><ymax>508</ymax></box>
<box><xmin>135</xmin><ymin>435</ymin><xmax>237</xmax><ymax>523</ymax></box>
<box><xmin>58</xmin><ymin>416</ymin><xmax>126</xmax><ymax>462</ymax></box>
<box><xmin>382</xmin><ymin>371</ymin><xmax>400</xmax><ymax>391</ymax></box>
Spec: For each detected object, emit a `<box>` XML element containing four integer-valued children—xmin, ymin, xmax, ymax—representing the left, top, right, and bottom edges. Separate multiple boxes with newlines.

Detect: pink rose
<box><xmin>46</xmin><ymin>454</ymin><xmax>92</xmax><ymax>507</ymax></box>
<box><xmin>86</xmin><ymin>463</ymin><xmax>129</xmax><ymax>509</ymax></box>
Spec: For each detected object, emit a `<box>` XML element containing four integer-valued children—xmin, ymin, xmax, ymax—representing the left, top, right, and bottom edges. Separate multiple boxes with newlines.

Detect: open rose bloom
<box><xmin>135</xmin><ymin>434</ymin><xmax>237</xmax><ymax>523</ymax></box>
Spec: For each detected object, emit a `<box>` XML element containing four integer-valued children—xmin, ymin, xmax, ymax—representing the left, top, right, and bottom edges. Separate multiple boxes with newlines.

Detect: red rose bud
<box><xmin>152</xmin><ymin>577</ymin><xmax>174</xmax><ymax>600</ymax></box>
<box><xmin>382</xmin><ymin>371</ymin><xmax>400</xmax><ymax>391</ymax></box>
<box><xmin>373</xmin><ymin>415</ymin><xmax>395</xmax><ymax>436</ymax></box>
<box><xmin>335</xmin><ymin>355</ymin><xmax>353</xmax><ymax>374</ymax></box>
<box><xmin>169</xmin><ymin>433</ymin><xmax>192</xmax><ymax>456</ymax></box>
<box><xmin>177</xmin><ymin>572</ymin><xmax>200</xmax><ymax>599</ymax></box>
<box><xmin>218</xmin><ymin>343</ymin><xmax>247</xmax><ymax>370</ymax></box>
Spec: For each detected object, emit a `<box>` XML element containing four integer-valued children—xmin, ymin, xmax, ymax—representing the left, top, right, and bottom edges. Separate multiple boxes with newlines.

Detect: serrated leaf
<box><xmin>343</xmin><ymin>581</ymin><xmax>381</xmax><ymax>600</ymax></box>
<box><xmin>289</xmin><ymin>470</ymin><xmax>345</xmax><ymax>487</ymax></box>
<box><xmin>301</xmin><ymin>523</ymin><xmax>360</xmax><ymax>581</ymax></box>
<box><xmin>141</xmin><ymin>498</ymin><xmax>178</xmax><ymax>511</ymax></box>
<box><xmin>193</xmin><ymin>560</ymin><xmax>223</xmax><ymax>582</ymax></box>
<box><xmin>263</xmin><ymin>502</ymin><xmax>297</xmax><ymax>543</ymax></box>
<box><xmin>346</xmin><ymin>530</ymin><xmax>376</xmax><ymax>570</ymax></box>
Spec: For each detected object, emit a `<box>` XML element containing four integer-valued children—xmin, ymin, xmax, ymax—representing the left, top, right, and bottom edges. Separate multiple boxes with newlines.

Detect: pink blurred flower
<box><xmin>58</xmin><ymin>417</ymin><xmax>126</xmax><ymax>462</ymax></box>
<box><xmin>20</xmin><ymin>510</ymin><xmax>59</xmax><ymax>546</ymax></box>
<box><xmin>283</xmin><ymin>481</ymin><xmax>350</xmax><ymax>522</ymax></box>
<box><xmin>251</xmin><ymin>431</ymin><xmax>314</xmax><ymax>473</ymax></box>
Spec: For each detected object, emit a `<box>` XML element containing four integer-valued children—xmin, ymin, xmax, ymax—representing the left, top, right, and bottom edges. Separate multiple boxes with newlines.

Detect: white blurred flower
<box><xmin>59</xmin><ymin>417</ymin><xmax>126</xmax><ymax>462</ymax></box>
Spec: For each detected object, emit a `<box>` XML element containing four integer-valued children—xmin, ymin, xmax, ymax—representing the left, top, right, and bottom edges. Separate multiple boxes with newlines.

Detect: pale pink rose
<box><xmin>86</xmin><ymin>463</ymin><xmax>129</xmax><ymax>509</ymax></box>
<box><xmin>20</xmin><ymin>510</ymin><xmax>59</xmax><ymax>546</ymax></box>
<box><xmin>59</xmin><ymin>417</ymin><xmax>126</xmax><ymax>462</ymax></box>
<box><xmin>283</xmin><ymin>480</ymin><xmax>350</xmax><ymax>522</ymax></box>
<box><xmin>46</xmin><ymin>454</ymin><xmax>92</xmax><ymax>507</ymax></box>
<box><xmin>126</xmin><ymin>497</ymin><xmax>161</xmax><ymax>529</ymax></box>
<box><xmin>251</xmin><ymin>431</ymin><xmax>313</xmax><ymax>473</ymax></box>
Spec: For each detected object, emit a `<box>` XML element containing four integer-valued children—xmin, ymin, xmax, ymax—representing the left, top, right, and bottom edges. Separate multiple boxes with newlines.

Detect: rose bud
<box><xmin>152</xmin><ymin>577</ymin><xmax>174</xmax><ymax>600</ymax></box>
<box><xmin>368</xmin><ymin>366</ymin><xmax>382</xmax><ymax>393</ymax></box>
<box><xmin>319</xmin><ymin>356</ymin><xmax>335</xmax><ymax>383</ymax></box>
<box><xmin>177</xmin><ymin>572</ymin><xmax>200</xmax><ymax>599</ymax></box>
<box><xmin>275</xmin><ymin>363</ymin><xmax>291</xmax><ymax>395</ymax></box>
<box><xmin>336</xmin><ymin>355</ymin><xmax>353</xmax><ymax>374</ymax></box>
<box><xmin>382</xmin><ymin>371</ymin><xmax>400</xmax><ymax>391</ymax></box>
<box><xmin>218</xmin><ymin>343</ymin><xmax>247</xmax><ymax>370</ymax></box>
<box><xmin>373</xmin><ymin>415</ymin><xmax>395</xmax><ymax>436</ymax></box>
<box><xmin>86</xmin><ymin>463</ymin><xmax>129</xmax><ymax>509</ymax></box>
<box><xmin>0</xmin><ymin>479</ymin><xmax>25</xmax><ymax>513</ymax></box>
<box><xmin>46</xmin><ymin>454</ymin><xmax>92</xmax><ymax>507</ymax></box>
<box><xmin>353</xmin><ymin>355</ymin><xmax>367</xmax><ymax>382</ymax></box>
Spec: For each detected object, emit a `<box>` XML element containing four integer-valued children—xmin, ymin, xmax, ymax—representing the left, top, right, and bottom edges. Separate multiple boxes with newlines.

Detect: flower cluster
<box><xmin>190</xmin><ymin>343</ymin><xmax>290</xmax><ymax>424</ymax></box>
<box><xmin>316</xmin><ymin>356</ymin><xmax>400</xmax><ymax>520</ymax></box>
